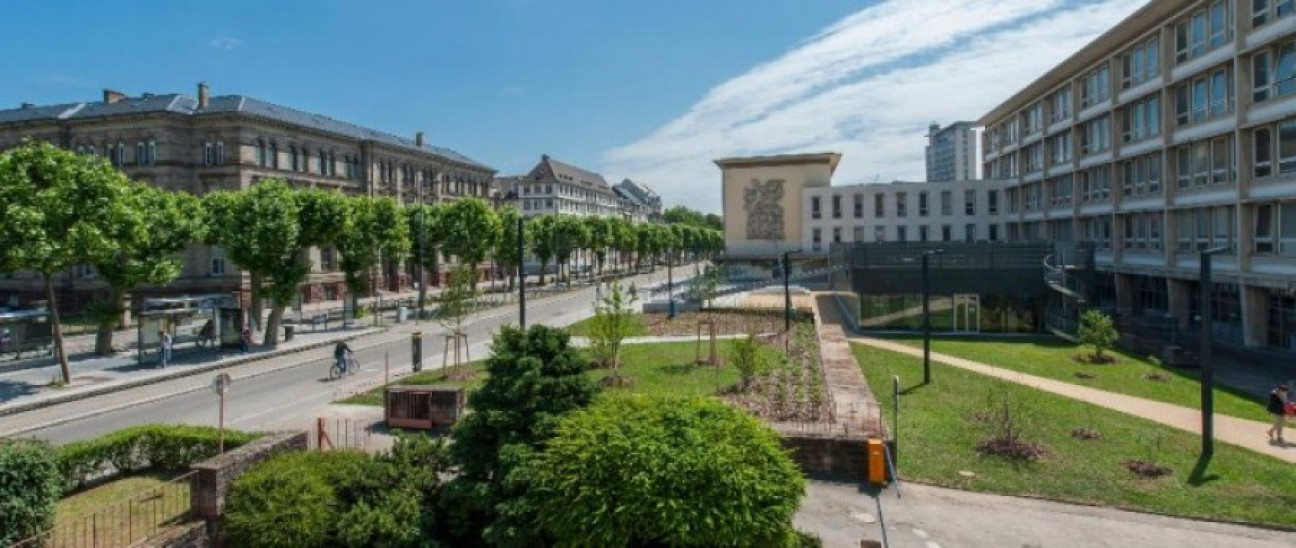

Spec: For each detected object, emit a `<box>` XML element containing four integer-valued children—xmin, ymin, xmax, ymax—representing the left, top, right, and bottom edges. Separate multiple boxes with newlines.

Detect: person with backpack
<box><xmin>1267</xmin><ymin>384</ymin><xmax>1290</xmax><ymax>444</ymax></box>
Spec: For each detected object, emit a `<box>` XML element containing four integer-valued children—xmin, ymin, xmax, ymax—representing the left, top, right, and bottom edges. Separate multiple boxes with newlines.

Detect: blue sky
<box><xmin>0</xmin><ymin>1</ymin><xmax>1143</xmax><ymax>212</ymax></box>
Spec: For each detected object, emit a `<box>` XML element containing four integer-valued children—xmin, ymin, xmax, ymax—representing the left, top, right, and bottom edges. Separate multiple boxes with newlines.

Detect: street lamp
<box><xmin>1199</xmin><ymin>245</ymin><xmax>1230</xmax><ymax>457</ymax></box>
<box><xmin>416</xmin><ymin>182</ymin><xmax>427</xmax><ymax>321</ymax></box>
<box><xmin>920</xmin><ymin>249</ymin><xmax>944</xmax><ymax>385</ymax></box>
<box><xmin>667</xmin><ymin>247</ymin><xmax>676</xmax><ymax>319</ymax></box>
<box><xmin>782</xmin><ymin>249</ymin><xmax>803</xmax><ymax>333</ymax></box>
<box><xmin>518</xmin><ymin>216</ymin><xmax>527</xmax><ymax>329</ymax></box>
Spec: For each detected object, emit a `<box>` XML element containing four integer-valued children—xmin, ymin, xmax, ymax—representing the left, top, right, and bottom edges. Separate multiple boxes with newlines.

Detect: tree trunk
<box><xmin>45</xmin><ymin>274</ymin><xmax>71</xmax><ymax>384</ymax></box>
<box><xmin>264</xmin><ymin>303</ymin><xmax>285</xmax><ymax>348</ymax></box>
<box><xmin>249</xmin><ymin>272</ymin><xmax>263</xmax><ymax>332</ymax></box>
<box><xmin>92</xmin><ymin>288</ymin><xmax>124</xmax><ymax>356</ymax></box>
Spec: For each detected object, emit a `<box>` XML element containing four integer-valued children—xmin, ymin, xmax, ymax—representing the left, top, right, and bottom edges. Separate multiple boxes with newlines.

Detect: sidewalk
<box><xmin>849</xmin><ymin>336</ymin><xmax>1296</xmax><ymax>463</ymax></box>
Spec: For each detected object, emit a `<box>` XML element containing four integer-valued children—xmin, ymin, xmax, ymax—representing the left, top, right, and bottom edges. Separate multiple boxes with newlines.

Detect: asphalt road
<box><xmin>25</xmin><ymin>269</ymin><xmax>679</xmax><ymax>444</ymax></box>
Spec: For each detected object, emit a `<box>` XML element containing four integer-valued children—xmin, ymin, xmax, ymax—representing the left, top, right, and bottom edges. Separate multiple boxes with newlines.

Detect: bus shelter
<box><xmin>0</xmin><ymin>309</ymin><xmax>52</xmax><ymax>360</ymax></box>
<box><xmin>137</xmin><ymin>294</ymin><xmax>239</xmax><ymax>365</ymax></box>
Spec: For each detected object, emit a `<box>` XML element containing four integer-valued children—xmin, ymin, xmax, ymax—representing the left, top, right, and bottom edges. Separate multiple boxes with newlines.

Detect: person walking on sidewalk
<box><xmin>1267</xmin><ymin>384</ymin><xmax>1290</xmax><ymax>444</ymax></box>
<box><xmin>240</xmin><ymin>325</ymin><xmax>252</xmax><ymax>354</ymax></box>
<box><xmin>159</xmin><ymin>331</ymin><xmax>173</xmax><ymax>367</ymax></box>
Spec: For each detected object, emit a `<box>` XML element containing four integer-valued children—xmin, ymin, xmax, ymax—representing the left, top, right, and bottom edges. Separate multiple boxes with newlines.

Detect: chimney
<box><xmin>197</xmin><ymin>82</ymin><xmax>209</xmax><ymax>108</ymax></box>
<box><xmin>20</xmin><ymin>102</ymin><xmax>34</xmax><ymax>109</ymax></box>
<box><xmin>542</xmin><ymin>154</ymin><xmax>550</xmax><ymax>162</ymax></box>
<box><xmin>103</xmin><ymin>89</ymin><xmax>126</xmax><ymax>104</ymax></box>
<box><xmin>415</xmin><ymin>131</ymin><xmax>424</xmax><ymax>147</ymax></box>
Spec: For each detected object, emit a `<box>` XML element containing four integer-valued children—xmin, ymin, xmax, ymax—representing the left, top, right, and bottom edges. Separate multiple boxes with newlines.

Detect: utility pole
<box><xmin>417</xmin><ymin>182</ymin><xmax>426</xmax><ymax>320</ymax></box>
<box><xmin>518</xmin><ymin>216</ymin><xmax>526</xmax><ymax>329</ymax></box>
<box><xmin>1199</xmin><ymin>246</ymin><xmax>1229</xmax><ymax>457</ymax></box>
<box><xmin>920</xmin><ymin>249</ymin><xmax>943</xmax><ymax>385</ymax></box>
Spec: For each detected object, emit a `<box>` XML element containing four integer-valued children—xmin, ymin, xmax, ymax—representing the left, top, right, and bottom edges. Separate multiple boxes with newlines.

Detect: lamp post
<box><xmin>1199</xmin><ymin>245</ymin><xmax>1230</xmax><ymax>457</ymax></box>
<box><xmin>920</xmin><ymin>249</ymin><xmax>944</xmax><ymax>385</ymax></box>
<box><xmin>518</xmin><ymin>216</ymin><xmax>526</xmax><ymax>329</ymax></box>
<box><xmin>782</xmin><ymin>249</ymin><xmax>803</xmax><ymax>333</ymax></box>
<box><xmin>416</xmin><ymin>183</ymin><xmax>426</xmax><ymax>321</ymax></box>
<box><xmin>667</xmin><ymin>248</ymin><xmax>676</xmax><ymax>319</ymax></box>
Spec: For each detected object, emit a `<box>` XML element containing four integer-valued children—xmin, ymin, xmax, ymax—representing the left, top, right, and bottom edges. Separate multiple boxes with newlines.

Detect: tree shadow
<box><xmin>1187</xmin><ymin>452</ymin><xmax>1220</xmax><ymax>486</ymax></box>
<box><xmin>897</xmin><ymin>382</ymin><xmax>926</xmax><ymax>396</ymax></box>
<box><xmin>0</xmin><ymin>380</ymin><xmax>38</xmax><ymax>402</ymax></box>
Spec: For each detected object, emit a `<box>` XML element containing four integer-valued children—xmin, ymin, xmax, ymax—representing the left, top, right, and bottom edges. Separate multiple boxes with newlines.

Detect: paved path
<box><xmin>850</xmin><ymin>336</ymin><xmax>1296</xmax><ymax>463</ymax></box>
<box><xmin>797</xmin><ymin>480</ymin><xmax>1296</xmax><ymax>547</ymax></box>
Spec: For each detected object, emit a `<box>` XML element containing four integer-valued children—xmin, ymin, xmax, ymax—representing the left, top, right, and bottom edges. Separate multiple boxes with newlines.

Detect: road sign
<box><xmin>211</xmin><ymin>372</ymin><xmax>232</xmax><ymax>395</ymax></box>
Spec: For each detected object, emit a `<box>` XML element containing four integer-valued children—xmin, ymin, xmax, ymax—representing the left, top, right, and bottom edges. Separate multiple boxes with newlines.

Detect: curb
<box><xmin>0</xmin><ymin>329</ymin><xmax>382</xmax><ymax>419</ymax></box>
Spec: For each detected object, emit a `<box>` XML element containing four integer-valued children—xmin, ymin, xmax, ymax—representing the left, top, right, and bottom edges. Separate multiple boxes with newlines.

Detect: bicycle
<box><xmin>329</xmin><ymin>353</ymin><xmax>360</xmax><ymax>381</ymax></box>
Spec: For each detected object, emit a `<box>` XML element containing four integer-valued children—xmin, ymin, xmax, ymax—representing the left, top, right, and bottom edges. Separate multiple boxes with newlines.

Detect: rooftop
<box><xmin>713</xmin><ymin>152</ymin><xmax>842</xmax><ymax>174</ymax></box>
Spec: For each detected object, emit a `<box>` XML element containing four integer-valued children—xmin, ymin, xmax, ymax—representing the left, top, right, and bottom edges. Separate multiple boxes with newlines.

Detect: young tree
<box><xmin>437</xmin><ymin>264</ymin><xmax>478</xmax><ymax>336</ymax></box>
<box><xmin>686</xmin><ymin>264</ymin><xmax>722</xmax><ymax>309</ymax></box>
<box><xmin>589</xmin><ymin>280</ymin><xmax>638</xmax><ymax>377</ymax></box>
<box><xmin>90</xmin><ymin>184</ymin><xmax>205</xmax><ymax>355</ymax></box>
<box><xmin>336</xmin><ymin>196</ymin><xmax>410</xmax><ymax>320</ymax></box>
<box><xmin>528</xmin><ymin>214</ymin><xmax>556</xmax><ymax>286</ymax></box>
<box><xmin>728</xmin><ymin>330</ymin><xmax>767</xmax><ymax>391</ymax></box>
<box><xmin>0</xmin><ymin>141</ymin><xmax>135</xmax><ymax>382</ymax></box>
<box><xmin>493</xmin><ymin>206</ymin><xmax>525</xmax><ymax>291</ymax></box>
<box><xmin>1078</xmin><ymin>309</ymin><xmax>1118</xmax><ymax>362</ymax></box>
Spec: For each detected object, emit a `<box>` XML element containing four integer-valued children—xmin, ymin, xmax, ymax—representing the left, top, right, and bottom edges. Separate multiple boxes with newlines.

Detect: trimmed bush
<box><xmin>224</xmin><ymin>450</ymin><xmax>369</xmax><ymax>547</ymax></box>
<box><xmin>523</xmin><ymin>395</ymin><xmax>806</xmax><ymax>546</ymax></box>
<box><xmin>0</xmin><ymin>438</ymin><xmax>62</xmax><ymax>546</ymax></box>
<box><xmin>56</xmin><ymin>424</ymin><xmax>260</xmax><ymax>493</ymax></box>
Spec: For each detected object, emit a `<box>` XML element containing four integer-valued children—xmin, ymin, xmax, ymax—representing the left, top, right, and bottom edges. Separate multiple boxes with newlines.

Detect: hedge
<box><xmin>56</xmin><ymin>424</ymin><xmax>261</xmax><ymax>494</ymax></box>
<box><xmin>0</xmin><ymin>438</ymin><xmax>62</xmax><ymax>546</ymax></box>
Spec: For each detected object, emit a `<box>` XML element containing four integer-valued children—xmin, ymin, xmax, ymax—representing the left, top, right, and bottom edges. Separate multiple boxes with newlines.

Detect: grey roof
<box><xmin>618</xmin><ymin>178</ymin><xmax>659</xmax><ymax>199</ymax></box>
<box><xmin>0</xmin><ymin>92</ymin><xmax>491</xmax><ymax>170</ymax></box>
<box><xmin>542</xmin><ymin>155</ymin><xmax>609</xmax><ymax>190</ymax></box>
<box><xmin>612</xmin><ymin>185</ymin><xmax>647</xmax><ymax>206</ymax></box>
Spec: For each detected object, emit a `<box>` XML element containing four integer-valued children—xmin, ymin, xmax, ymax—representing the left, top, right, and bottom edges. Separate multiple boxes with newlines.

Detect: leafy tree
<box><xmin>89</xmin><ymin>184</ymin><xmax>205</xmax><ymax>355</ymax></box>
<box><xmin>551</xmin><ymin>215</ymin><xmax>588</xmax><ymax>283</ymax></box>
<box><xmin>492</xmin><ymin>206</ymin><xmax>525</xmax><ymax>291</ymax></box>
<box><xmin>728</xmin><ymin>330</ymin><xmax>768</xmax><ymax>391</ymax></box>
<box><xmin>608</xmin><ymin>217</ymin><xmax>636</xmax><ymax>272</ymax></box>
<box><xmin>589</xmin><ymin>280</ymin><xmax>638</xmax><ymax>374</ymax></box>
<box><xmin>0</xmin><ymin>141</ymin><xmax>134</xmax><ymax>382</ymax></box>
<box><xmin>1078</xmin><ymin>309</ymin><xmax>1118</xmax><ymax>362</ymax></box>
<box><xmin>634</xmin><ymin>222</ymin><xmax>656</xmax><ymax>270</ymax></box>
<box><xmin>443</xmin><ymin>324</ymin><xmax>598</xmax><ymax>546</ymax></box>
<box><xmin>528</xmin><ymin>214</ymin><xmax>556</xmax><ymax>286</ymax></box>
<box><xmin>663</xmin><ymin>205</ymin><xmax>723</xmax><ymax>231</ymax></box>
<box><xmin>583</xmin><ymin>215</ymin><xmax>611</xmax><ymax>277</ymax></box>
<box><xmin>0</xmin><ymin>438</ymin><xmax>61</xmax><ymax>546</ymax></box>
<box><xmin>405</xmin><ymin>202</ymin><xmax>443</xmax><ymax>296</ymax></box>
<box><xmin>439</xmin><ymin>197</ymin><xmax>501</xmax><ymax>274</ymax></box>
<box><xmin>336</xmin><ymin>196</ymin><xmax>410</xmax><ymax>318</ymax></box>
<box><xmin>686</xmin><ymin>264</ymin><xmax>722</xmax><ymax>308</ymax></box>
<box><xmin>437</xmin><ymin>263</ymin><xmax>478</xmax><ymax>376</ymax></box>
<box><xmin>522</xmin><ymin>396</ymin><xmax>806</xmax><ymax>547</ymax></box>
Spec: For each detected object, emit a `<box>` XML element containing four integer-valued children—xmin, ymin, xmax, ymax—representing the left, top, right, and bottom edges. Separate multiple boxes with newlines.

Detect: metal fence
<box><xmin>10</xmin><ymin>472</ymin><xmax>195</xmax><ymax>548</ymax></box>
<box><xmin>307</xmin><ymin>417</ymin><xmax>386</xmax><ymax>452</ymax></box>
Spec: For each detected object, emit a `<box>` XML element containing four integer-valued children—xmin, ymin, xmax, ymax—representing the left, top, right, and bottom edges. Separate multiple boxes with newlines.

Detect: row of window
<box><xmin>809</xmin><ymin>223</ymin><xmax>999</xmax><ymax>248</ymax></box>
<box><xmin>809</xmin><ymin>190</ymin><xmax>999</xmax><ymax>220</ymax></box>
<box><xmin>75</xmin><ymin>140</ymin><xmax>157</xmax><ymax>167</ymax></box>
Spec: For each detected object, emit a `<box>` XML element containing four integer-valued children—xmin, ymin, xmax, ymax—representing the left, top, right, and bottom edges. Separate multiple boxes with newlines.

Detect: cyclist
<box><xmin>333</xmin><ymin>341</ymin><xmax>353</xmax><ymax>375</ymax></box>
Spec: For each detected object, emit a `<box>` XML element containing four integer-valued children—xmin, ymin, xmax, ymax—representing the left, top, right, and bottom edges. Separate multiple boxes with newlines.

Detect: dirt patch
<box><xmin>976</xmin><ymin>437</ymin><xmax>1048</xmax><ymax>461</ymax></box>
<box><xmin>641</xmin><ymin>310</ymin><xmax>804</xmax><ymax>337</ymax></box>
<box><xmin>1070</xmin><ymin>428</ymin><xmax>1103</xmax><ymax>440</ymax></box>
<box><xmin>599</xmin><ymin>374</ymin><xmax>636</xmax><ymax>388</ymax></box>
<box><xmin>1123</xmin><ymin>460</ymin><xmax>1173</xmax><ymax>478</ymax></box>
<box><xmin>1143</xmin><ymin>373</ymin><xmax>1171</xmax><ymax>382</ymax></box>
<box><xmin>1073</xmin><ymin>371</ymin><xmax>1096</xmax><ymax>380</ymax></box>
<box><xmin>1071</xmin><ymin>354</ymin><xmax>1117</xmax><ymax>365</ymax></box>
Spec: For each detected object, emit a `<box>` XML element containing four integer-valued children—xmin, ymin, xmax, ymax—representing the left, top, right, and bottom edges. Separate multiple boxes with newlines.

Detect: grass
<box><xmin>338</xmin><ymin>340</ymin><xmax>781</xmax><ymax>406</ymax></box>
<box><xmin>854</xmin><ymin>343</ymin><xmax>1296</xmax><ymax>529</ymax></box>
<box><xmin>879</xmin><ymin>334</ymin><xmax>1270</xmax><ymax>422</ymax></box>
<box><xmin>565</xmin><ymin>315</ymin><xmax>649</xmax><ymax>337</ymax></box>
<box><xmin>338</xmin><ymin>361</ymin><xmax>487</xmax><ymax>406</ymax></box>
<box><xmin>53</xmin><ymin>472</ymin><xmax>191</xmax><ymax>545</ymax></box>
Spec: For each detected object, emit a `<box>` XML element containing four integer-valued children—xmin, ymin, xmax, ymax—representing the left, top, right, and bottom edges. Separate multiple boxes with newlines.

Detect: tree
<box><xmin>0</xmin><ymin>438</ymin><xmax>61</xmax><ymax>546</ymax></box>
<box><xmin>728</xmin><ymin>330</ymin><xmax>767</xmax><ymax>391</ymax></box>
<box><xmin>663</xmin><ymin>205</ymin><xmax>722</xmax><ymax>231</ymax></box>
<box><xmin>551</xmin><ymin>215</ymin><xmax>588</xmax><ymax>283</ymax></box>
<box><xmin>405</xmin><ymin>202</ymin><xmax>443</xmax><ymax>298</ymax></box>
<box><xmin>336</xmin><ymin>196</ymin><xmax>410</xmax><ymax>319</ymax></box>
<box><xmin>686</xmin><ymin>264</ymin><xmax>722</xmax><ymax>309</ymax></box>
<box><xmin>589</xmin><ymin>280</ymin><xmax>638</xmax><ymax>376</ymax></box>
<box><xmin>0</xmin><ymin>141</ymin><xmax>135</xmax><ymax>382</ymax></box>
<box><xmin>442</xmin><ymin>324</ymin><xmax>598</xmax><ymax>546</ymax></box>
<box><xmin>528</xmin><ymin>214</ymin><xmax>556</xmax><ymax>286</ymax></box>
<box><xmin>437</xmin><ymin>263</ymin><xmax>478</xmax><ymax>376</ymax></box>
<box><xmin>1078</xmin><ymin>309</ymin><xmax>1118</xmax><ymax>363</ymax></box>
<box><xmin>608</xmin><ymin>217</ymin><xmax>636</xmax><ymax>272</ymax></box>
<box><xmin>583</xmin><ymin>215</ymin><xmax>611</xmax><ymax>277</ymax></box>
<box><xmin>89</xmin><ymin>184</ymin><xmax>205</xmax><ymax>355</ymax></box>
<box><xmin>521</xmin><ymin>396</ymin><xmax>806</xmax><ymax>547</ymax></box>
<box><xmin>493</xmin><ymin>206</ymin><xmax>525</xmax><ymax>291</ymax></box>
<box><xmin>439</xmin><ymin>197</ymin><xmax>501</xmax><ymax>275</ymax></box>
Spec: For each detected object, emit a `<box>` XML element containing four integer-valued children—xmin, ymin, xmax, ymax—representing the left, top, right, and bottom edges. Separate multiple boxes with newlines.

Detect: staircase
<box><xmin>1042</xmin><ymin>253</ymin><xmax>1088</xmax><ymax>342</ymax></box>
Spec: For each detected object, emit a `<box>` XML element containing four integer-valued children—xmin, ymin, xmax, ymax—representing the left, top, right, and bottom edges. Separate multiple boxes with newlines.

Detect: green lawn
<box><xmin>854</xmin><ymin>343</ymin><xmax>1296</xmax><ymax>529</ymax></box>
<box><xmin>338</xmin><ymin>341</ymin><xmax>776</xmax><ymax>406</ymax></box>
<box><xmin>339</xmin><ymin>361</ymin><xmax>487</xmax><ymax>406</ymax></box>
<box><xmin>879</xmin><ymin>334</ymin><xmax>1270</xmax><ymax>422</ymax></box>
<box><xmin>54</xmin><ymin>472</ymin><xmax>191</xmax><ymax>546</ymax></box>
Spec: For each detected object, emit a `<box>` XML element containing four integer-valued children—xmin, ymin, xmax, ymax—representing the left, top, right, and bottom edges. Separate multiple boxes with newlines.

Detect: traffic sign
<box><xmin>211</xmin><ymin>372</ymin><xmax>232</xmax><ymax>395</ymax></box>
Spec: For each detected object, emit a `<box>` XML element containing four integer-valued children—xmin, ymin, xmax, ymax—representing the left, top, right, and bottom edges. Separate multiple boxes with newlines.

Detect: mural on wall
<box><xmin>744</xmin><ymin>178</ymin><xmax>785</xmax><ymax>240</ymax></box>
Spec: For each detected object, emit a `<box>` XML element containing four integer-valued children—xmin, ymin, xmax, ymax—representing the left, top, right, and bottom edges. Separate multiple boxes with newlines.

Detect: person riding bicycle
<box><xmin>334</xmin><ymin>341</ymin><xmax>353</xmax><ymax>372</ymax></box>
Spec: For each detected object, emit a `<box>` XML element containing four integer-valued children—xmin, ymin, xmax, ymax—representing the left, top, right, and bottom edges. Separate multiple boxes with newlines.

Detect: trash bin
<box><xmin>397</xmin><ymin>306</ymin><xmax>408</xmax><ymax>323</ymax></box>
<box><xmin>284</xmin><ymin>325</ymin><xmax>295</xmax><ymax>341</ymax></box>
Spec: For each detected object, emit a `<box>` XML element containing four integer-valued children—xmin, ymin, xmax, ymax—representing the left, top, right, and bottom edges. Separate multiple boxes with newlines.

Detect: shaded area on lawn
<box><xmin>566</xmin><ymin>309</ymin><xmax>810</xmax><ymax>338</ymax></box>
<box><xmin>853</xmin><ymin>342</ymin><xmax>1296</xmax><ymax>529</ymax></box>
<box><xmin>877</xmin><ymin>334</ymin><xmax>1270</xmax><ymax>422</ymax></box>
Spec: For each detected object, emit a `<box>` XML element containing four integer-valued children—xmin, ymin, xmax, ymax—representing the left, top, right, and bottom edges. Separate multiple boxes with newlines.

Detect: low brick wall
<box><xmin>778</xmin><ymin>431</ymin><xmax>870</xmax><ymax>482</ymax></box>
<box><xmin>190</xmin><ymin>431</ymin><xmax>307</xmax><ymax>545</ymax></box>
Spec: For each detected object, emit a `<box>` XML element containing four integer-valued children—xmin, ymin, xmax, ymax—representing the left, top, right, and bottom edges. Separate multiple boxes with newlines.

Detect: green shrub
<box><xmin>56</xmin><ymin>424</ymin><xmax>260</xmax><ymax>493</ymax></box>
<box><xmin>224</xmin><ymin>450</ymin><xmax>369</xmax><ymax>548</ymax></box>
<box><xmin>0</xmin><ymin>438</ymin><xmax>62</xmax><ymax>545</ymax></box>
<box><xmin>523</xmin><ymin>395</ymin><xmax>806</xmax><ymax>546</ymax></box>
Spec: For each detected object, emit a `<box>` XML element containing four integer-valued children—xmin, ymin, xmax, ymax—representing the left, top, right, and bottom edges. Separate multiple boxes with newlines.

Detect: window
<box><xmin>1023</xmin><ymin>143</ymin><xmax>1044</xmax><ymax>172</ymax></box>
<box><xmin>1176</xmin><ymin>134</ymin><xmax>1237</xmax><ymax>189</ymax></box>
<box><xmin>919</xmin><ymin>225</ymin><xmax>929</xmax><ymax>242</ymax></box>
<box><xmin>853</xmin><ymin>194</ymin><xmax>863</xmax><ymax>218</ymax></box>
<box><xmin>1175</xmin><ymin>2</ymin><xmax>1231</xmax><ymax>64</ymax></box>
<box><xmin>210</xmin><ymin>248</ymin><xmax>227</xmax><ymax>276</ymax></box>
<box><xmin>1080</xmin><ymin>64</ymin><xmax>1110</xmax><ymax>108</ymax></box>
<box><xmin>989</xmin><ymin>224</ymin><xmax>999</xmax><ymax>241</ymax></box>
<box><xmin>874</xmin><ymin>194</ymin><xmax>884</xmax><ymax>217</ymax></box>
<box><xmin>1256</xmin><ymin>127</ymin><xmax>1274</xmax><ymax>177</ymax></box>
<box><xmin>874</xmin><ymin>226</ymin><xmax>886</xmax><ymax>242</ymax></box>
<box><xmin>897</xmin><ymin>226</ymin><xmax>907</xmax><ymax>243</ymax></box>
<box><xmin>832</xmin><ymin>226</ymin><xmax>842</xmax><ymax>244</ymax></box>
<box><xmin>203</xmin><ymin>141</ymin><xmax>215</xmax><ymax>166</ymax></box>
<box><xmin>811</xmin><ymin>196</ymin><xmax>822</xmax><ymax>219</ymax></box>
<box><xmin>831</xmin><ymin>195</ymin><xmax>841</xmax><ymax>219</ymax></box>
<box><xmin>1020</xmin><ymin>103</ymin><xmax>1043</xmax><ymax>136</ymax></box>
<box><xmin>853</xmin><ymin>226</ymin><xmax>866</xmax><ymax>241</ymax></box>
<box><xmin>289</xmin><ymin>146</ymin><xmax>298</xmax><ymax>171</ymax></box>
<box><xmin>1121</xmin><ymin>94</ymin><xmax>1160</xmax><ymax>142</ymax></box>
<box><xmin>1079</xmin><ymin>168</ymin><xmax>1112</xmax><ymax>203</ymax></box>
<box><xmin>318</xmin><ymin>151</ymin><xmax>326</xmax><ymax>175</ymax></box>
<box><xmin>918</xmin><ymin>192</ymin><xmax>929</xmax><ymax>217</ymax></box>
<box><xmin>1050</xmin><ymin>87</ymin><xmax>1072</xmax><ymax>123</ymax></box>
<box><xmin>988</xmin><ymin>190</ymin><xmax>999</xmax><ymax>215</ymax></box>
<box><xmin>964</xmin><ymin>223</ymin><xmax>976</xmax><ymax>242</ymax></box>
<box><xmin>1255</xmin><ymin>203</ymin><xmax>1296</xmax><ymax>255</ymax></box>
<box><xmin>941</xmin><ymin>225</ymin><xmax>952</xmax><ymax>241</ymax></box>
<box><xmin>1050</xmin><ymin>133</ymin><xmax>1072</xmax><ymax>164</ymax></box>
<box><xmin>1050</xmin><ymin>175</ymin><xmax>1074</xmax><ymax>207</ymax></box>
<box><xmin>270</xmin><ymin>142</ymin><xmax>279</xmax><ymax>169</ymax></box>
<box><xmin>896</xmin><ymin>193</ymin><xmax>907</xmax><ymax>217</ymax></box>
<box><xmin>811</xmin><ymin>228</ymin><xmax>822</xmax><ymax>251</ymax></box>
<box><xmin>1121</xmin><ymin>36</ymin><xmax>1161</xmax><ymax>89</ymax></box>
<box><xmin>964</xmin><ymin>190</ymin><xmax>976</xmax><ymax>215</ymax></box>
<box><xmin>136</xmin><ymin>141</ymin><xmax>145</xmax><ymax>165</ymax></box>
<box><xmin>1254</xmin><ymin>42</ymin><xmax>1296</xmax><ymax>102</ymax></box>
<box><xmin>1253</xmin><ymin>0</ymin><xmax>1296</xmax><ymax>27</ymax></box>
<box><xmin>940</xmin><ymin>191</ymin><xmax>952</xmax><ymax>216</ymax></box>
<box><xmin>1080</xmin><ymin>115</ymin><xmax>1111</xmax><ymax>154</ymax></box>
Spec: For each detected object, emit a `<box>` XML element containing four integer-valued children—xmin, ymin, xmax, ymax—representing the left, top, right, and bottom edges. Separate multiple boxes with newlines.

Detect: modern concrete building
<box><xmin>0</xmin><ymin>83</ymin><xmax>495</xmax><ymax>311</ymax></box>
<box><xmin>715</xmin><ymin>152</ymin><xmax>841</xmax><ymax>258</ymax></box>
<box><xmin>979</xmin><ymin>0</ymin><xmax>1296</xmax><ymax>355</ymax></box>
<box><xmin>925</xmin><ymin>121</ymin><xmax>980</xmax><ymax>182</ymax></box>
<box><xmin>497</xmin><ymin>155</ymin><xmax>648</xmax><ymax>221</ymax></box>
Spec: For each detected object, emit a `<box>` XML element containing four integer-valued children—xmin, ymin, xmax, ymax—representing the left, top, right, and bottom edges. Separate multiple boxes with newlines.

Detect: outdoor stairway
<box><xmin>1043</xmin><ymin>253</ymin><xmax>1087</xmax><ymax>342</ymax></box>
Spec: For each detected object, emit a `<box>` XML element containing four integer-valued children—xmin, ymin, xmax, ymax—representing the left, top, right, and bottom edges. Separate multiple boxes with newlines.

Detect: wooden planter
<box><xmin>384</xmin><ymin>386</ymin><xmax>465</xmax><ymax>430</ymax></box>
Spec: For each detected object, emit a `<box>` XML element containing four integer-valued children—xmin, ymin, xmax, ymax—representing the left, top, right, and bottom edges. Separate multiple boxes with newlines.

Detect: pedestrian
<box><xmin>240</xmin><ymin>325</ymin><xmax>252</xmax><ymax>354</ymax></box>
<box><xmin>1267</xmin><ymin>384</ymin><xmax>1290</xmax><ymax>444</ymax></box>
<box><xmin>159</xmin><ymin>330</ymin><xmax>173</xmax><ymax>367</ymax></box>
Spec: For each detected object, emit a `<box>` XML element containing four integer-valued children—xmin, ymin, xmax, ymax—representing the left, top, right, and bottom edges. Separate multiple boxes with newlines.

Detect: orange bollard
<box><xmin>867</xmin><ymin>438</ymin><xmax>887</xmax><ymax>485</ymax></box>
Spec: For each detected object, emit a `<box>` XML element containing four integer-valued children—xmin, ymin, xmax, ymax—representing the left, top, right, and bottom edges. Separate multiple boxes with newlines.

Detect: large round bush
<box><xmin>0</xmin><ymin>438</ymin><xmax>61</xmax><ymax>545</ymax></box>
<box><xmin>223</xmin><ymin>450</ymin><xmax>369</xmax><ymax>547</ymax></box>
<box><xmin>524</xmin><ymin>395</ymin><xmax>806</xmax><ymax>546</ymax></box>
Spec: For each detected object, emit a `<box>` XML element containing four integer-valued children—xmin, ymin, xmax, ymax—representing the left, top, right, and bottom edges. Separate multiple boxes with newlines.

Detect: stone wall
<box><xmin>777</xmin><ymin>431</ymin><xmax>870</xmax><ymax>482</ymax></box>
<box><xmin>146</xmin><ymin>520</ymin><xmax>208</xmax><ymax>548</ymax></box>
<box><xmin>190</xmin><ymin>431</ymin><xmax>307</xmax><ymax>545</ymax></box>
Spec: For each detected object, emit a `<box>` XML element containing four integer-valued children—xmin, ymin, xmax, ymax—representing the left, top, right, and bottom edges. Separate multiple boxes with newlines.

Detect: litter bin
<box><xmin>397</xmin><ymin>306</ymin><xmax>408</xmax><ymax>323</ymax></box>
<box><xmin>284</xmin><ymin>325</ymin><xmax>295</xmax><ymax>341</ymax></box>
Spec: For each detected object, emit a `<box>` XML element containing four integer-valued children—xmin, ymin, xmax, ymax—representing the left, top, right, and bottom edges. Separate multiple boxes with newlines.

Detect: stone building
<box><xmin>0</xmin><ymin>83</ymin><xmax>495</xmax><ymax>312</ymax></box>
<box><xmin>496</xmin><ymin>154</ymin><xmax>648</xmax><ymax>221</ymax></box>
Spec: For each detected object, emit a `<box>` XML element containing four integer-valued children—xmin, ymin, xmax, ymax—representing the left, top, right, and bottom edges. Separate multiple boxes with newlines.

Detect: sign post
<box><xmin>211</xmin><ymin>373</ymin><xmax>232</xmax><ymax>453</ymax></box>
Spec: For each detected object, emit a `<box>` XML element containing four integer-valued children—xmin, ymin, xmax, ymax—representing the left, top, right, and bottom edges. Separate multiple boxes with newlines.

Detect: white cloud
<box><xmin>601</xmin><ymin>0</ymin><xmax>1144</xmax><ymax>213</ymax></box>
<box><xmin>208</xmin><ymin>36</ymin><xmax>244</xmax><ymax>51</ymax></box>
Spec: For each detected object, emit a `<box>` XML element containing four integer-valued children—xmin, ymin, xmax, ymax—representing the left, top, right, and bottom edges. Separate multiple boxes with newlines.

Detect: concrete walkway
<box><xmin>850</xmin><ymin>336</ymin><xmax>1296</xmax><ymax>463</ymax></box>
